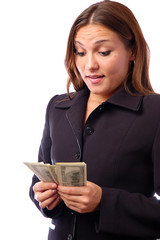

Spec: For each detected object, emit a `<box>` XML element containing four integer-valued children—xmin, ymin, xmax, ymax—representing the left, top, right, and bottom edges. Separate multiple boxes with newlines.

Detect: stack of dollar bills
<box><xmin>24</xmin><ymin>162</ymin><xmax>87</xmax><ymax>186</ymax></box>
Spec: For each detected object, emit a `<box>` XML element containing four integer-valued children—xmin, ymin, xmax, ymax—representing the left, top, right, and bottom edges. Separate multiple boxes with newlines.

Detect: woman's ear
<box><xmin>129</xmin><ymin>46</ymin><xmax>136</xmax><ymax>61</ymax></box>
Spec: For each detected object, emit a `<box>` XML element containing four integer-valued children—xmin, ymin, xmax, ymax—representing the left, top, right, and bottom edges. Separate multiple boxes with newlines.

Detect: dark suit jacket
<box><xmin>30</xmin><ymin>87</ymin><xmax>160</xmax><ymax>240</ymax></box>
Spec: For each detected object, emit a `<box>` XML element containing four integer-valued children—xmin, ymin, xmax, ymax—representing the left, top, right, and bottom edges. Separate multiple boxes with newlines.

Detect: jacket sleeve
<box><xmin>97</xmin><ymin>122</ymin><xmax>160</xmax><ymax>238</ymax></box>
<box><xmin>29</xmin><ymin>95</ymin><xmax>67</xmax><ymax>219</ymax></box>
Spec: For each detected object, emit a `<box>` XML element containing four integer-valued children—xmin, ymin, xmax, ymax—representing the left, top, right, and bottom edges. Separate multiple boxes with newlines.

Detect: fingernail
<box><xmin>52</xmin><ymin>183</ymin><xmax>57</xmax><ymax>189</ymax></box>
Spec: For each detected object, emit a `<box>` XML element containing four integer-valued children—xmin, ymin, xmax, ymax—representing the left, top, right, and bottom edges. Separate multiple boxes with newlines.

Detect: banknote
<box><xmin>24</xmin><ymin>162</ymin><xmax>87</xmax><ymax>186</ymax></box>
<box><xmin>56</xmin><ymin>162</ymin><xmax>87</xmax><ymax>186</ymax></box>
<box><xmin>24</xmin><ymin>162</ymin><xmax>57</xmax><ymax>183</ymax></box>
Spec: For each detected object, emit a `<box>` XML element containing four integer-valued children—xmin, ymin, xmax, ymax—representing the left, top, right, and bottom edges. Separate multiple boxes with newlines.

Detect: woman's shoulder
<box><xmin>47</xmin><ymin>88</ymin><xmax>89</xmax><ymax>108</ymax></box>
<box><xmin>46</xmin><ymin>92</ymin><xmax>79</xmax><ymax>111</ymax></box>
<box><xmin>143</xmin><ymin>93</ymin><xmax>160</xmax><ymax>120</ymax></box>
<box><xmin>143</xmin><ymin>93</ymin><xmax>160</xmax><ymax>105</ymax></box>
<box><xmin>49</xmin><ymin>93</ymin><xmax>70</xmax><ymax>103</ymax></box>
<box><xmin>46</xmin><ymin>93</ymin><xmax>69</xmax><ymax>109</ymax></box>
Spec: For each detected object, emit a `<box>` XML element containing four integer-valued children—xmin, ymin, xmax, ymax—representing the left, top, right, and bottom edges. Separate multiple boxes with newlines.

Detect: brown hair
<box><xmin>65</xmin><ymin>0</ymin><xmax>155</xmax><ymax>97</ymax></box>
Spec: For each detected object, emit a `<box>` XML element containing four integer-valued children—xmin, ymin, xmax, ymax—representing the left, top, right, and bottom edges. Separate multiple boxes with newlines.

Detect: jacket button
<box><xmin>86</xmin><ymin>126</ymin><xmax>94</xmax><ymax>135</ymax></box>
<box><xmin>67</xmin><ymin>234</ymin><xmax>73</xmax><ymax>240</ymax></box>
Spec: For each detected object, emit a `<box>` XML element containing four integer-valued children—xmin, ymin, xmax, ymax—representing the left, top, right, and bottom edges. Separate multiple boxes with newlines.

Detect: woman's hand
<box><xmin>58</xmin><ymin>181</ymin><xmax>102</xmax><ymax>213</ymax></box>
<box><xmin>33</xmin><ymin>181</ymin><xmax>61</xmax><ymax>210</ymax></box>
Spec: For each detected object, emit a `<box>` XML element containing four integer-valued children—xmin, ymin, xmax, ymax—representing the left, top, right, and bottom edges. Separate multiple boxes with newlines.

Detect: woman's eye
<box><xmin>76</xmin><ymin>51</ymin><xmax>85</xmax><ymax>56</ymax></box>
<box><xmin>99</xmin><ymin>50</ymin><xmax>111</xmax><ymax>56</ymax></box>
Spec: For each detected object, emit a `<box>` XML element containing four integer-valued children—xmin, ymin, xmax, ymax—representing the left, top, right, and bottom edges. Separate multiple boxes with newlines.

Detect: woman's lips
<box><xmin>86</xmin><ymin>75</ymin><xmax>104</xmax><ymax>84</ymax></box>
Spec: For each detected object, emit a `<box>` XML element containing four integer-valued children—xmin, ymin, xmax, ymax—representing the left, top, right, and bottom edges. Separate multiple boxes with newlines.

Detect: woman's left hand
<box><xmin>58</xmin><ymin>181</ymin><xmax>102</xmax><ymax>213</ymax></box>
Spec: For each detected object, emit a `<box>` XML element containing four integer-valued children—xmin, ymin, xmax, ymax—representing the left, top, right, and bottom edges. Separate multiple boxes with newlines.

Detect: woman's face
<box><xmin>75</xmin><ymin>24</ymin><xmax>134</xmax><ymax>100</ymax></box>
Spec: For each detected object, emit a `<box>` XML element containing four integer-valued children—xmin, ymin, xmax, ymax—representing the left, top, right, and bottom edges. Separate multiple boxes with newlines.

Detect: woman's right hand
<box><xmin>33</xmin><ymin>181</ymin><xmax>61</xmax><ymax>210</ymax></box>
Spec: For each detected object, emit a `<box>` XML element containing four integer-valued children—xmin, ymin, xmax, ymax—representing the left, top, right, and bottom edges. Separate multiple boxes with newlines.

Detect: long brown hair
<box><xmin>65</xmin><ymin>0</ymin><xmax>155</xmax><ymax>97</ymax></box>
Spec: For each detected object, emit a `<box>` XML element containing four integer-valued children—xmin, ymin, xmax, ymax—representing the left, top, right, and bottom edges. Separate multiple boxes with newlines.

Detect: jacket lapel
<box><xmin>55</xmin><ymin>88</ymin><xmax>89</xmax><ymax>157</ymax></box>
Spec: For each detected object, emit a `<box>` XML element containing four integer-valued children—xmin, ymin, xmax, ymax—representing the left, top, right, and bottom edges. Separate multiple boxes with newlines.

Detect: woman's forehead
<box><xmin>74</xmin><ymin>24</ymin><xmax>120</xmax><ymax>46</ymax></box>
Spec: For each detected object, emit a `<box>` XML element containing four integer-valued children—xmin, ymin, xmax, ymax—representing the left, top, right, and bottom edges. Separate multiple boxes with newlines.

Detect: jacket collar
<box><xmin>107</xmin><ymin>87</ymin><xmax>143</xmax><ymax>111</ymax></box>
<box><xmin>55</xmin><ymin>87</ymin><xmax>143</xmax><ymax>112</ymax></box>
<box><xmin>54</xmin><ymin>87</ymin><xmax>89</xmax><ymax>109</ymax></box>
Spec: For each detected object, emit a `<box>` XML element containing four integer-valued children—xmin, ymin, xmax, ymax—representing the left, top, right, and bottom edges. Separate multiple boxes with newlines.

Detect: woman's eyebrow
<box><xmin>74</xmin><ymin>39</ymin><xmax>111</xmax><ymax>46</ymax></box>
<box><xmin>95</xmin><ymin>39</ymin><xmax>111</xmax><ymax>44</ymax></box>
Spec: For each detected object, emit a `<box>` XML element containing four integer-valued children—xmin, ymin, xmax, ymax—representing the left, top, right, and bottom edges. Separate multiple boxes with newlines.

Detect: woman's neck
<box><xmin>88</xmin><ymin>92</ymin><xmax>108</xmax><ymax>105</ymax></box>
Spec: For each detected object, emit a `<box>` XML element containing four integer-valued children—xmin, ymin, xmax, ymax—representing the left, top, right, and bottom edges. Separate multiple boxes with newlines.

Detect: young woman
<box><xmin>30</xmin><ymin>1</ymin><xmax>160</xmax><ymax>239</ymax></box>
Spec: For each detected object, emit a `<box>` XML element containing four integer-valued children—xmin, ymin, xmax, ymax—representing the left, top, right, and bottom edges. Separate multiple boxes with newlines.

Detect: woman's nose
<box><xmin>85</xmin><ymin>54</ymin><xmax>99</xmax><ymax>71</ymax></box>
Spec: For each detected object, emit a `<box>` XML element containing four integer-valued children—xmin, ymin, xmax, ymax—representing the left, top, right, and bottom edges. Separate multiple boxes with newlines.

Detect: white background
<box><xmin>0</xmin><ymin>0</ymin><xmax>160</xmax><ymax>239</ymax></box>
